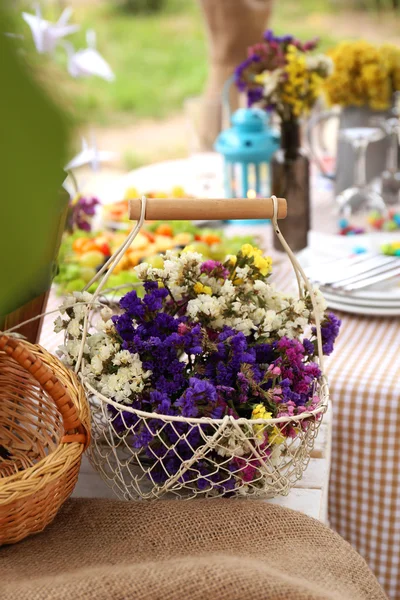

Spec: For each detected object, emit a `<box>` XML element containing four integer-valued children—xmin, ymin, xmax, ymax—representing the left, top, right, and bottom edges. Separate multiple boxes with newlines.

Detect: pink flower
<box><xmin>268</xmin><ymin>364</ymin><xmax>281</xmax><ymax>376</ymax></box>
<box><xmin>178</xmin><ymin>323</ymin><xmax>190</xmax><ymax>335</ymax></box>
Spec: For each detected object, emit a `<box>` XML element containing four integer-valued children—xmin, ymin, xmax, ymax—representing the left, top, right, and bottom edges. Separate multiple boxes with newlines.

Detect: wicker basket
<box><xmin>0</xmin><ymin>334</ymin><xmax>90</xmax><ymax>545</ymax></box>
<box><xmin>71</xmin><ymin>196</ymin><xmax>330</xmax><ymax>500</ymax></box>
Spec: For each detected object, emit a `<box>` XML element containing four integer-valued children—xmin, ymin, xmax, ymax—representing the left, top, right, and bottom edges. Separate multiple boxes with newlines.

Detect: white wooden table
<box><xmin>73</xmin><ymin>403</ymin><xmax>332</xmax><ymax>523</ymax></box>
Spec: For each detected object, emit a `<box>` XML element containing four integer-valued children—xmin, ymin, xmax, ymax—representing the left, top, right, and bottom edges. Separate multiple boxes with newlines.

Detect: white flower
<box><xmin>187</xmin><ymin>295</ymin><xmax>222</xmax><ymax>319</ymax></box>
<box><xmin>100</xmin><ymin>306</ymin><xmax>113</xmax><ymax>321</ymax></box>
<box><xmin>97</xmin><ymin>319</ymin><xmax>117</xmax><ymax>335</ymax></box>
<box><xmin>311</xmin><ymin>287</ymin><xmax>327</xmax><ymax>320</ymax></box>
<box><xmin>99</xmin><ymin>344</ymin><xmax>114</xmax><ymax>362</ymax></box>
<box><xmin>91</xmin><ymin>356</ymin><xmax>103</xmax><ymax>375</ymax></box>
<box><xmin>225</xmin><ymin>317</ymin><xmax>255</xmax><ymax>337</ymax></box>
<box><xmin>59</xmin><ymin>294</ymin><xmax>76</xmax><ymax>314</ymax></box>
<box><xmin>73</xmin><ymin>304</ymin><xmax>87</xmax><ymax>321</ymax></box>
<box><xmin>235</xmin><ymin>265</ymin><xmax>250</xmax><ymax>279</ymax></box>
<box><xmin>306</xmin><ymin>54</ymin><xmax>333</xmax><ymax>76</ymax></box>
<box><xmin>113</xmin><ymin>350</ymin><xmax>134</xmax><ymax>366</ymax></box>
<box><xmin>67</xmin><ymin>318</ymin><xmax>81</xmax><ymax>338</ymax></box>
<box><xmin>73</xmin><ymin>291</ymin><xmax>93</xmax><ymax>303</ymax></box>
<box><xmin>220</xmin><ymin>279</ymin><xmax>235</xmax><ymax>298</ymax></box>
<box><xmin>54</xmin><ymin>316</ymin><xmax>66</xmax><ymax>334</ymax></box>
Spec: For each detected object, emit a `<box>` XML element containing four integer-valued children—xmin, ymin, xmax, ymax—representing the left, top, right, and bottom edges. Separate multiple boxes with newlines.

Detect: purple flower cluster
<box><xmin>312</xmin><ymin>312</ymin><xmax>341</xmax><ymax>356</ymax></box>
<box><xmin>67</xmin><ymin>196</ymin><xmax>99</xmax><ymax>232</ymax></box>
<box><xmin>108</xmin><ymin>270</ymin><xmax>340</xmax><ymax>491</ymax></box>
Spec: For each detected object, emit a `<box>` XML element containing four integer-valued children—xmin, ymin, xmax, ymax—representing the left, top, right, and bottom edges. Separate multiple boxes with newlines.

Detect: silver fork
<box><xmin>305</xmin><ymin>254</ymin><xmax>400</xmax><ymax>291</ymax></box>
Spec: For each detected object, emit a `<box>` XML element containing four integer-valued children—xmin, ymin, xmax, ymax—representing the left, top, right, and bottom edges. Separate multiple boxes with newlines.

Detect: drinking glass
<box><xmin>336</xmin><ymin>127</ymin><xmax>387</xmax><ymax>216</ymax></box>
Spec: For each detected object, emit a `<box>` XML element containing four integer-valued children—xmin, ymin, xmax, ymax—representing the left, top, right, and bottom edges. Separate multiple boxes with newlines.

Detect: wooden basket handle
<box><xmin>128</xmin><ymin>197</ymin><xmax>287</xmax><ymax>221</ymax></box>
<box><xmin>0</xmin><ymin>334</ymin><xmax>88</xmax><ymax>446</ymax></box>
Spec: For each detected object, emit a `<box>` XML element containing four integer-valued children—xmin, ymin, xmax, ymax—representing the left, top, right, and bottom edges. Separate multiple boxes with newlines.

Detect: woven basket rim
<box><xmin>83</xmin><ymin>374</ymin><xmax>329</xmax><ymax>426</ymax></box>
<box><xmin>0</xmin><ymin>341</ymin><xmax>90</xmax><ymax>505</ymax></box>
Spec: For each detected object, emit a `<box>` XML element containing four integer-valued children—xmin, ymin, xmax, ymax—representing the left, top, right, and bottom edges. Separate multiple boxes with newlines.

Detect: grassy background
<box><xmin>10</xmin><ymin>0</ymin><xmax>347</xmax><ymax>127</ymax></box>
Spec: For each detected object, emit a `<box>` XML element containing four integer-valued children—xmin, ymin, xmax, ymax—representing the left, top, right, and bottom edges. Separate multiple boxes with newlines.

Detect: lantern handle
<box><xmin>222</xmin><ymin>74</ymin><xmax>235</xmax><ymax>126</ymax></box>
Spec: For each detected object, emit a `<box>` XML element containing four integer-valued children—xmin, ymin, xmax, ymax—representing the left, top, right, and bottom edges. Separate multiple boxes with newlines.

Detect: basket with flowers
<box><xmin>56</xmin><ymin>196</ymin><xmax>339</xmax><ymax>500</ymax></box>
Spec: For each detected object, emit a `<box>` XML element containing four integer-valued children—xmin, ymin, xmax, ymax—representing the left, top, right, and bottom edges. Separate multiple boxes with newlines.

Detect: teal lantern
<box><xmin>215</xmin><ymin>107</ymin><xmax>279</xmax><ymax>200</ymax></box>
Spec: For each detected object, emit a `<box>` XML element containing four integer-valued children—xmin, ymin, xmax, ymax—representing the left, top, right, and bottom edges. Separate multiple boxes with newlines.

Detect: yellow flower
<box><xmin>269</xmin><ymin>428</ymin><xmax>285</xmax><ymax>445</ymax></box>
<box><xmin>71</xmin><ymin>193</ymin><xmax>81</xmax><ymax>206</ymax></box>
<box><xmin>193</xmin><ymin>282</ymin><xmax>212</xmax><ymax>296</ymax></box>
<box><xmin>123</xmin><ymin>186</ymin><xmax>139</xmax><ymax>200</ymax></box>
<box><xmin>240</xmin><ymin>244</ymin><xmax>262</xmax><ymax>258</ymax></box>
<box><xmin>226</xmin><ymin>254</ymin><xmax>237</xmax><ymax>266</ymax></box>
<box><xmin>253</xmin><ymin>254</ymin><xmax>272</xmax><ymax>276</ymax></box>
<box><xmin>251</xmin><ymin>404</ymin><xmax>272</xmax><ymax>440</ymax></box>
<box><xmin>324</xmin><ymin>40</ymin><xmax>400</xmax><ymax>109</ymax></box>
<box><xmin>171</xmin><ymin>185</ymin><xmax>185</xmax><ymax>198</ymax></box>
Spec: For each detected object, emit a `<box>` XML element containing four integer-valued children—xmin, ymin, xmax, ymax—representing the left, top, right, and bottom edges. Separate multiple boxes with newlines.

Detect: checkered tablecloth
<box><xmin>38</xmin><ymin>166</ymin><xmax>400</xmax><ymax>599</ymax></box>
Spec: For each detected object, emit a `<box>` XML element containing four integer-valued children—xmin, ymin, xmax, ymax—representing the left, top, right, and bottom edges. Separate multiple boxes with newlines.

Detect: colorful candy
<box><xmin>381</xmin><ymin>242</ymin><xmax>400</xmax><ymax>256</ymax></box>
<box><xmin>338</xmin><ymin>218</ymin><xmax>366</xmax><ymax>236</ymax></box>
<box><xmin>368</xmin><ymin>210</ymin><xmax>400</xmax><ymax>231</ymax></box>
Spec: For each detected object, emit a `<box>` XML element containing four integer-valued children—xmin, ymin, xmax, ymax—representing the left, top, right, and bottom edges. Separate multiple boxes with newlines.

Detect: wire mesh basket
<box><xmin>73</xmin><ymin>196</ymin><xmax>329</xmax><ymax>500</ymax></box>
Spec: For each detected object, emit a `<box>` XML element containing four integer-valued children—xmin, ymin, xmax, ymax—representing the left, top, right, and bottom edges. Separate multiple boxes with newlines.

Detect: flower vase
<box><xmin>272</xmin><ymin>121</ymin><xmax>310</xmax><ymax>252</ymax></box>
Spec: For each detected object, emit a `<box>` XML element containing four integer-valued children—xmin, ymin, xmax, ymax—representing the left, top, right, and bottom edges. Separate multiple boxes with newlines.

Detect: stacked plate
<box><xmin>298</xmin><ymin>233</ymin><xmax>400</xmax><ymax>317</ymax></box>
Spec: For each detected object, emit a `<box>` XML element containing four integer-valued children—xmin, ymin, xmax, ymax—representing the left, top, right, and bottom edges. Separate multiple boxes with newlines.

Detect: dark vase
<box><xmin>272</xmin><ymin>120</ymin><xmax>310</xmax><ymax>252</ymax></box>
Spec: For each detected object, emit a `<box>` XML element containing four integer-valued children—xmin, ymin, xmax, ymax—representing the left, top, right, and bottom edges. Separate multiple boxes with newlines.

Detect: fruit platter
<box><xmin>102</xmin><ymin>186</ymin><xmax>193</xmax><ymax>229</ymax></box>
<box><xmin>55</xmin><ymin>220</ymin><xmax>258</xmax><ymax>296</ymax></box>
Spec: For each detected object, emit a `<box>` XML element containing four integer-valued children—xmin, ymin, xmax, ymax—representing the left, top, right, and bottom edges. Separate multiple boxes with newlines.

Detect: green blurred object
<box><xmin>119</xmin><ymin>0</ymin><xmax>165</xmax><ymax>14</ymax></box>
<box><xmin>0</xmin><ymin>10</ymin><xmax>68</xmax><ymax>318</ymax></box>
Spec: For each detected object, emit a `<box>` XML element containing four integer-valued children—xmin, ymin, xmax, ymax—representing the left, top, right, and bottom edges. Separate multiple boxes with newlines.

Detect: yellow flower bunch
<box><xmin>251</xmin><ymin>404</ymin><xmax>285</xmax><ymax>445</ymax></box>
<box><xmin>193</xmin><ymin>282</ymin><xmax>212</xmax><ymax>296</ymax></box>
<box><xmin>240</xmin><ymin>244</ymin><xmax>272</xmax><ymax>276</ymax></box>
<box><xmin>324</xmin><ymin>40</ymin><xmax>400</xmax><ymax>110</ymax></box>
<box><xmin>251</xmin><ymin>404</ymin><xmax>272</xmax><ymax>439</ymax></box>
<box><xmin>281</xmin><ymin>45</ymin><xmax>325</xmax><ymax>117</ymax></box>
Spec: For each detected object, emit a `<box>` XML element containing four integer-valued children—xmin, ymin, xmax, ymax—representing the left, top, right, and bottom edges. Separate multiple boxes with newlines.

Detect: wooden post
<box><xmin>0</xmin><ymin>290</ymin><xmax>50</xmax><ymax>344</ymax></box>
<box><xmin>198</xmin><ymin>0</ymin><xmax>273</xmax><ymax>150</ymax></box>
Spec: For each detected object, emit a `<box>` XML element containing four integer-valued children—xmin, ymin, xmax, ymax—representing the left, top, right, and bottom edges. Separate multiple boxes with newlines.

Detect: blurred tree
<box><xmin>198</xmin><ymin>0</ymin><xmax>273</xmax><ymax>149</ymax></box>
<box><xmin>0</xmin><ymin>9</ymin><xmax>68</xmax><ymax>340</ymax></box>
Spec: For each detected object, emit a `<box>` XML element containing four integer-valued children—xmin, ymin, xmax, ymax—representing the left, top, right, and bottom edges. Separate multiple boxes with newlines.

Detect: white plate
<box><xmin>322</xmin><ymin>289</ymin><xmax>400</xmax><ymax>308</ymax></box>
<box><xmin>298</xmin><ymin>232</ymin><xmax>400</xmax><ymax>303</ymax></box>
<box><xmin>324</xmin><ymin>298</ymin><xmax>400</xmax><ymax>317</ymax></box>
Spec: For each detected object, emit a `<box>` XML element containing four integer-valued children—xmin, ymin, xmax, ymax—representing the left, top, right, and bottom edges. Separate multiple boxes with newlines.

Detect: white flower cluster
<box><xmin>137</xmin><ymin>252</ymin><xmax>326</xmax><ymax>341</ymax></box>
<box><xmin>306</xmin><ymin>54</ymin><xmax>334</xmax><ymax>76</ymax></box>
<box><xmin>136</xmin><ymin>251</ymin><xmax>203</xmax><ymax>301</ymax></box>
<box><xmin>56</xmin><ymin>292</ymin><xmax>151</xmax><ymax>404</ymax></box>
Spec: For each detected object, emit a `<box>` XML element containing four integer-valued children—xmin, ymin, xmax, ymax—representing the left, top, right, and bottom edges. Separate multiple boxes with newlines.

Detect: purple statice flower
<box><xmin>312</xmin><ymin>312</ymin><xmax>341</xmax><ymax>356</ymax></box>
<box><xmin>234</xmin><ymin>54</ymin><xmax>261</xmax><ymax>90</ymax></box>
<box><xmin>68</xmin><ymin>196</ymin><xmax>99</xmax><ymax>232</ymax></box>
<box><xmin>302</xmin><ymin>338</ymin><xmax>315</xmax><ymax>356</ymax></box>
<box><xmin>119</xmin><ymin>290</ymin><xmax>147</xmax><ymax>320</ymax></box>
<box><xmin>175</xmin><ymin>378</ymin><xmax>217</xmax><ymax>418</ymax></box>
<box><xmin>200</xmin><ymin>260</ymin><xmax>229</xmax><ymax>279</ymax></box>
<box><xmin>263</xmin><ymin>29</ymin><xmax>293</xmax><ymax>45</ymax></box>
<box><xmin>247</xmin><ymin>87</ymin><xmax>264</xmax><ymax>107</ymax></box>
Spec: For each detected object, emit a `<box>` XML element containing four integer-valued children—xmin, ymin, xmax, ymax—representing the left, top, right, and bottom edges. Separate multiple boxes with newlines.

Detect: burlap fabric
<box><xmin>0</xmin><ymin>499</ymin><xmax>386</xmax><ymax>600</ymax></box>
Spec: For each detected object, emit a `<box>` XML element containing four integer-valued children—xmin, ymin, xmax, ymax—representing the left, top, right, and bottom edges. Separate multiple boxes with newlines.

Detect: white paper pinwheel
<box><xmin>65</xmin><ymin>135</ymin><xmax>116</xmax><ymax>172</ymax></box>
<box><xmin>22</xmin><ymin>5</ymin><xmax>79</xmax><ymax>54</ymax></box>
<box><xmin>64</xmin><ymin>30</ymin><xmax>115</xmax><ymax>81</ymax></box>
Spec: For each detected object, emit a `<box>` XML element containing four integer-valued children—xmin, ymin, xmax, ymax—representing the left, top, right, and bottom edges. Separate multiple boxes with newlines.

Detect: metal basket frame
<box><xmin>73</xmin><ymin>196</ymin><xmax>329</xmax><ymax>500</ymax></box>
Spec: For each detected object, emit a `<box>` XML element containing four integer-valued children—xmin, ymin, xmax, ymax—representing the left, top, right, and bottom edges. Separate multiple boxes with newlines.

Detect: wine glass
<box><xmin>336</xmin><ymin>127</ymin><xmax>388</xmax><ymax>217</ymax></box>
<box><xmin>378</xmin><ymin>117</ymin><xmax>400</xmax><ymax>205</ymax></box>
